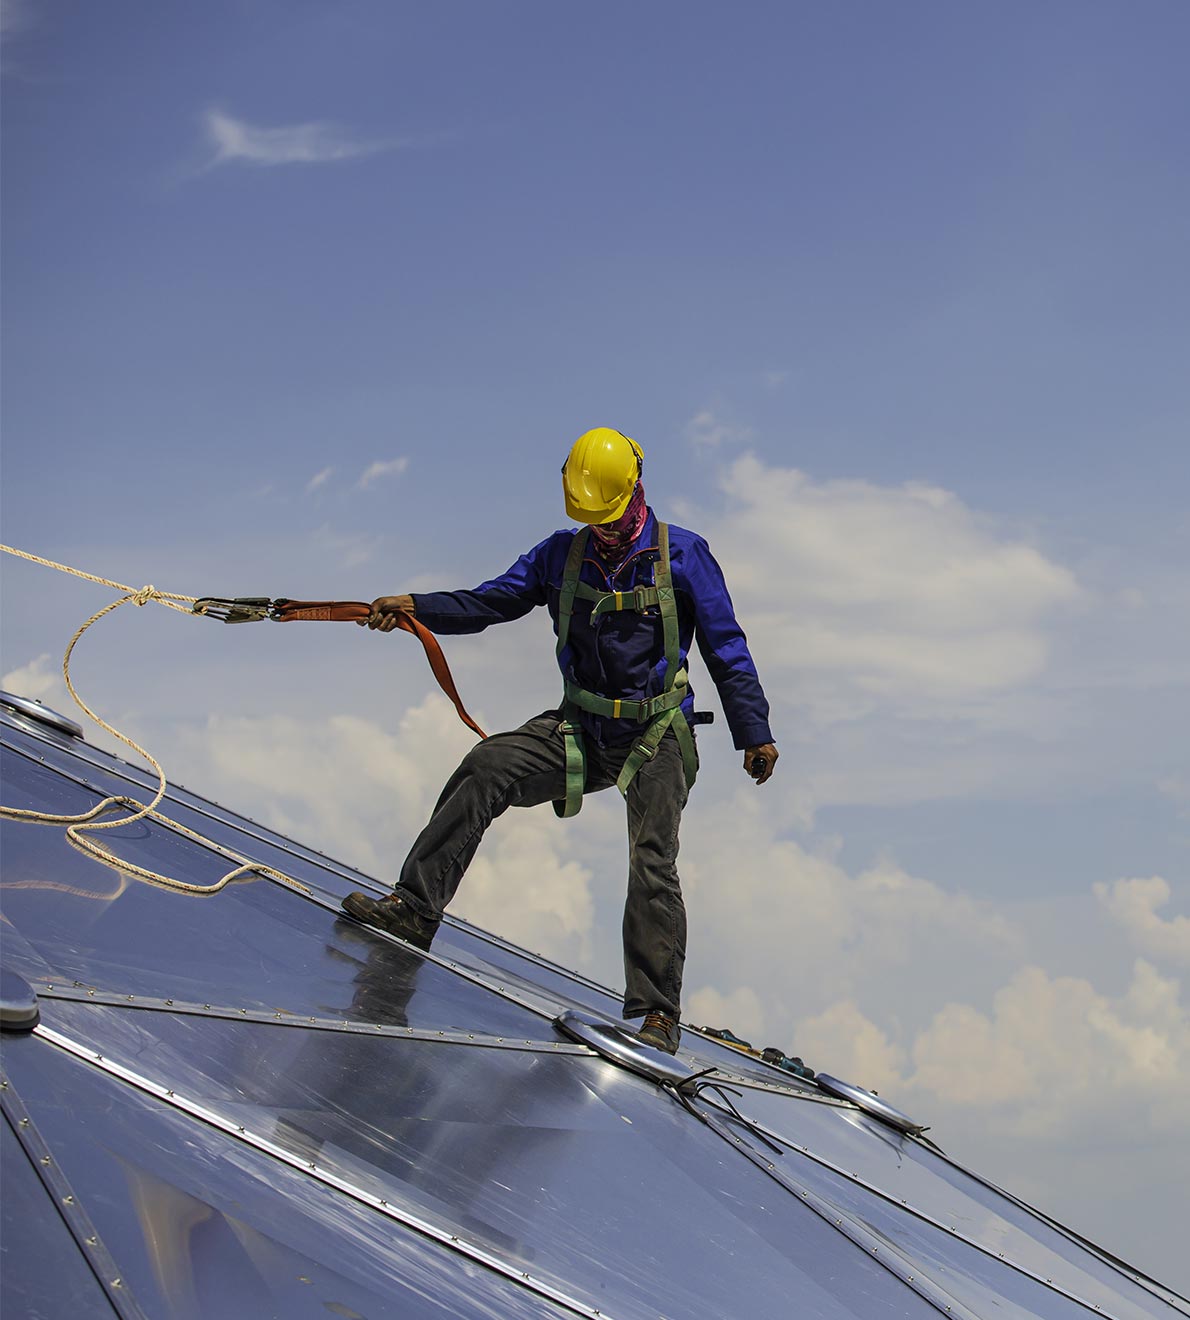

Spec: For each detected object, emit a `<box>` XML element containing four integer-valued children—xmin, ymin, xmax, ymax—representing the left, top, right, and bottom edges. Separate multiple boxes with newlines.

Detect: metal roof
<box><xmin>2</xmin><ymin>696</ymin><xmax>1187</xmax><ymax>1319</ymax></box>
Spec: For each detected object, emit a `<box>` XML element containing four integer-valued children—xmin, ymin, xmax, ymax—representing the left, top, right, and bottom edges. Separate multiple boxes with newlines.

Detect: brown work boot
<box><xmin>636</xmin><ymin>1011</ymin><xmax>681</xmax><ymax>1055</ymax></box>
<box><xmin>341</xmin><ymin>891</ymin><xmax>439</xmax><ymax>951</ymax></box>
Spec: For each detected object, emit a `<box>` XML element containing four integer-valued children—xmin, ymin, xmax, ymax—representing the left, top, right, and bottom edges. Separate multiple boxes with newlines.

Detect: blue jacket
<box><xmin>411</xmin><ymin>510</ymin><xmax>773</xmax><ymax>751</ymax></box>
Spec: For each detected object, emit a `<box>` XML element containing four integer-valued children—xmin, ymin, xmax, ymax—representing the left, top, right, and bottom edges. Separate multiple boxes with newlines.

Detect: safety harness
<box><xmin>553</xmin><ymin>523</ymin><xmax>698</xmax><ymax>818</ymax></box>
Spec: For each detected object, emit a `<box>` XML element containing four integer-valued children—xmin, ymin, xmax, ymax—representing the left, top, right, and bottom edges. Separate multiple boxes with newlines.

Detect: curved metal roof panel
<box><xmin>2</xmin><ymin>706</ymin><xmax>1186</xmax><ymax>1319</ymax></box>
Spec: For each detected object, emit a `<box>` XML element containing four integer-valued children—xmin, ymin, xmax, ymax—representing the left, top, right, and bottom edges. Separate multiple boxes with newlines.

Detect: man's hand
<box><xmin>360</xmin><ymin>595</ymin><xmax>415</xmax><ymax>631</ymax></box>
<box><xmin>743</xmin><ymin>743</ymin><xmax>778</xmax><ymax>785</ymax></box>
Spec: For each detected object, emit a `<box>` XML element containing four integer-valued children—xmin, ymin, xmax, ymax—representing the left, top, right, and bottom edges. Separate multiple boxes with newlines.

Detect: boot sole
<box><xmin>636</xmin><ymin>1032</ymin><xmax>681</xmax><ymax>1055</ymax></box>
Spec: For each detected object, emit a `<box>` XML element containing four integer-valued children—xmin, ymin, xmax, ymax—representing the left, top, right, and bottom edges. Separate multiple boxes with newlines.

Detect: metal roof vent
<box><xmin>0</xmin><ymin>690</ymin><xmax>84</xmax><ymax>739</ymax></box>
<box><xmin>816</xmin><ymin>1072</ymin><xmax>926</xmax><ymax>1135</ymax></box>
<box><xmin>0</xmin><ymin>970</ymin><xmax>40</xmax><ymax>1032</ymax></box>
<box><xmin>554</xmin><ymin>1009</ymin><xmax>696</xmax><ymax>1088</ymax></box>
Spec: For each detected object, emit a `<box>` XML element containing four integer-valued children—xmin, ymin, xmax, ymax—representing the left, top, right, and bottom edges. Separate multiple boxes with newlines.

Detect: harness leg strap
<box><xmin>615</xmin><ymin>707</ymin><xmax>698</xmax><ymax>799</ymax></box>
<box><xmin>552</xmin><ymin>717</ymin><xmax>587</xmax><ymax>818</ymax></box>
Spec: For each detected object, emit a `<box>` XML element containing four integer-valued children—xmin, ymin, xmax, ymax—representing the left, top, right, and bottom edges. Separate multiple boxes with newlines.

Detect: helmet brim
<box><xmin>564</xmin><ymin>484</ymin><xmax>636</xmax><ymax>525</ymax></box>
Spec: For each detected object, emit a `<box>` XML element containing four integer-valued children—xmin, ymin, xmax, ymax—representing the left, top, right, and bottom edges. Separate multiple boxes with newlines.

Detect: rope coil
<box><xmin>1</xmin><ymin>543</ymin><xmax>309</xmax><ymax>897</ymax></box>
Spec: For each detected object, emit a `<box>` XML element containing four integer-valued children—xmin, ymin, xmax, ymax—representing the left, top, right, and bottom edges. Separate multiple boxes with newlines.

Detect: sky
<box><xmin>3</xmin><ymin>0</ymin><xmax>1189</xmax><ymax>1290</ymax></box>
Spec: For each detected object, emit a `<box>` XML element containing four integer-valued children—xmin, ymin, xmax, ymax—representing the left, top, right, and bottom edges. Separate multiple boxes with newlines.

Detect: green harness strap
<box><xmin>553</xmin><ymin>528</ymin><xmax>590</xmax><ymax>818</ymax></box>
<box><xmin>613</xmin><ymin>523</ymin><xmax>698</xmax><ymax>801</ymax></box>
<box><xmin>552</xmin><ymin>523</ymin><xmax>698</xmax><ymax>819</ymax></box>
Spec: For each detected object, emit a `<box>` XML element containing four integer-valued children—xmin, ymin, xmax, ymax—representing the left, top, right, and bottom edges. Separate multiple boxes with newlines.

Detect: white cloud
<box><xmin>171</xmin><ymin>693</ymin><xmax>597</xmax><ymax>965</ymax></box>
<box><xmin>700</xmin><ymin>454</ymin><xmax>1081</xmax><ymax>707</ymax></box>
<box><xmin>793</xmin><ymin>999</ymin><xmax>908</xmax><ymax>1093</ymax></box>
<box><xmin>2</xmin><ymin>652</ymin><xmax>67</xmax><ymax>705</ymax></box>
<box><xmin>907</xmin><ymin>959</ymin><xmax>1190</xmax><ymax>1138</ymax></box>
<box><xmin>306</xmin><ymin>467</ymin><xmax>333</xmax><ymax>494</ymax></box>
<box><xmin>680</xmin><ymin>790</ymin><xmax>1020</xmax><ymax>1043</ymax></box>
<box><xmin>1096</xmin><ymin>876</ymin><xmax>1190</xmax><ymax>965</ymax></box>
<box><xmin>203</xmin><ymin>108</ymin><xmax>395</xmax><ymax>168</ymax></box>
<box><xmin>676</xmin><ymin>784</ymin><xmax>1190</xmax><ymax>1216</ymax></box>
<box><xmin>175</xmin><ymin>694</ymin><xmax>478</xmax><ymax>876</ymax></box>
<box><xmin>358</xmin><ymin>457</ymin><xmax>409</xmax><ymax>490</ymax></box>
<box><xmin>684</xmin><ymin>409</ymin><xmax>752</xmax><ymax>449</ymax></box>
<box><xmin>686</xmin><ymin>984</ymin><xmax>766</xmax><ymax>1042</ymax></box>
<box><xmin>452</xmin><ymin>815</ymin><xmax>596</xmax><ymax>967</ymax></box>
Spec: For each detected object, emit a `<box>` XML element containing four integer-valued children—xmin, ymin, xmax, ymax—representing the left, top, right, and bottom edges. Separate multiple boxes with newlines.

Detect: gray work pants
<box><xmin>395</xmin><ymin>709</ymin><xmax>692</xmax><ymax>1020</ymax></box>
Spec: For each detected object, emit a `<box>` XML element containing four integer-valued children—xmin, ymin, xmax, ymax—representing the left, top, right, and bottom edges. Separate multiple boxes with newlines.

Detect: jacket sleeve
<box><xmin>683</xmin><ymin>535</ymin><xmax>774</xmax><ymax>750</ymax></box>
<box><xmin>409</xmin><ymin>537</ymin><xmax>553</xmax><ymax>635</ymax></box>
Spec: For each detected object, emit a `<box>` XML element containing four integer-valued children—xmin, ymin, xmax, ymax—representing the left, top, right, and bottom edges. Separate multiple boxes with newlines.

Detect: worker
<box><xmin>343</xmin><ymin>428</ymin><xmax>777</xmax><ymax>1054</ymax></box>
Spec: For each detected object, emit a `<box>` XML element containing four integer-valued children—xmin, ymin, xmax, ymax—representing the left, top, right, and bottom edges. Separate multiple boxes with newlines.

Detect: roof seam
<box><xmin>1</xmin><ymin>1068</ymin><xmax>150</xmax><ymax>1320</ymax></box>
<box><xmin>35</xmin><ymin>986</ymin><xmax>594</xmax><ymax>1053</ymax></box>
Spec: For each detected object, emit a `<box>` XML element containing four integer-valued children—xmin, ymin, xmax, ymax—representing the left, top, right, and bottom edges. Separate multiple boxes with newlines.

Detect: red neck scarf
<box><xmin>590</xmin><ymin>482</ymin><xmax>648</xmax><ymax>564</ymax></box>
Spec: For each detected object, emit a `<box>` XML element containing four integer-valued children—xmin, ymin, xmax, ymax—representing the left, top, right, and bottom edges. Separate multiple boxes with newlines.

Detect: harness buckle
<box><xmin>631</xmin><ymin>738</ymin><xmax>658</xmax><ymax>762</ymax></box>
<box><xmin>632</xmin><ymin>585</ymin><xmax>653</xmax><ymax>612</ymax></box>
<box><xmin>636</xmin><ymin>691</ymin><xmax>675</xmax><ymax>722</ymax></box>
<box><xmin>192</xmin><ymin>597</ymin><xmax>274</xmax><ymax>624</ymax></box>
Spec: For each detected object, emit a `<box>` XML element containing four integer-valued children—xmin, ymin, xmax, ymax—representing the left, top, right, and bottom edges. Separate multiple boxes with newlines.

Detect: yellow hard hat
<box><xmin>562</xmin><ymin>428</ymin><xmax>645</xmax><ymax>524</ymax></box>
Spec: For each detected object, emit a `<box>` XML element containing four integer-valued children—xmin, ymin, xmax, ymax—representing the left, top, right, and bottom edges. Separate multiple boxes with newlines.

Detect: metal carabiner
<box><xmin>191</xmin><ymin>597</ymin><xmax>275</xmax><ymax>624</ymax></box>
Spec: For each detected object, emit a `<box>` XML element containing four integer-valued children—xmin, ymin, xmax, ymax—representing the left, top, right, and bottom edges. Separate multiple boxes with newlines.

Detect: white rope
<box><xmin>1</xmin><ymin>543</ymin><xmax>309</xmax><ymax>897</ymax></box>
<box><xmin>0</xmin><ymin>543</ymin><xmax>198</xmax><ymax>611</ymax></box>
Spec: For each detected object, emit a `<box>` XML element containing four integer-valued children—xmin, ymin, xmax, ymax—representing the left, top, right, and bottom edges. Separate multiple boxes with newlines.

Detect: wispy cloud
<box><xmin>358</xmin><ymin>457</ymin><xmax>409</xmax><ymax>490</ymax></box>
<box><xmin>203</xmin><ymin>108</ymin><xmax>396</xmax><ymax>169</ymax></box>
<box><xmin>1</xmin><ymin>653</ymin><xmax>65</xmax><ymax>705</ymax></box>
<box><xmin>684</xmin><ymin>408</ymin><xmax>752</xmax><ymax>449</ymax></box>
<box><xmin>306</xmin><ymin>466</ymin><xmax>334</xmax><ymax>494</ymax></box>
<box><xmin>311</xmin><ymin>524</ymin><xmax>382</xmax><ymax>568</ymax></box>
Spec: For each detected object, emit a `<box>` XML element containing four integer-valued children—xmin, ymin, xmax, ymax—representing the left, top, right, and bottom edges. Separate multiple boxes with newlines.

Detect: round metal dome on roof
<box><xmin>0</xmin><ymin>969</ymin><xmax>40</xmax><ymax>1032</ymax></box>
<box><xmin>0</xmin><ymin>690</ymin><xmax>84</xmax><ymax>739</ymax></box>
<box><xmin>554</xmin><ymin>1009</ymin><xmax>696</xmax><ymax>1088</ymax></box>
<box><xmin>816</xmin><ymin>1072</ymin><xmax>925</xmax><ymax>1134</ymax></box>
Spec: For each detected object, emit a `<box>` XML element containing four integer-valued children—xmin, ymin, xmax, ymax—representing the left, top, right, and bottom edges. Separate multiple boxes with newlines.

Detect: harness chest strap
<box><xmin>553</xmin><ymin>528</ymin><xmax>591</xmax><ymax>819</ymax></box>
<box><xmin>553</xmin><ymin>524</ymin><xmax>698</xmax><ymax>818</ymax></box>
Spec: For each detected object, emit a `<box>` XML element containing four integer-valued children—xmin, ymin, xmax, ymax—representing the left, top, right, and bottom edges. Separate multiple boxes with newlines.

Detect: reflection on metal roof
<box><xmin>2</xmin><ymin>700</ymin><xmax>1187</xmax><ymax>1319</ymax></box>
<box><xmin>0</xmin><ymin>688</ymin><xmax>85</xmax><ymax>740</ymax></box>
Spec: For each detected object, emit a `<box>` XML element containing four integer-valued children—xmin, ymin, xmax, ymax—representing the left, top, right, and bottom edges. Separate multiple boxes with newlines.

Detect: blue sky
<box><xmin>3</xmin><ymin>0</ymin><xmax>1189</xmax><ymax>1287</ymax></box>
